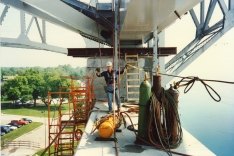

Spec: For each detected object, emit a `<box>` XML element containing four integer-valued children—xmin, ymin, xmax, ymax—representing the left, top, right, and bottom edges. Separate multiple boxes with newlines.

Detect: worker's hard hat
<box><xmin>106</xmin><ymin>61</ymin><xmax>113</xmax><ymax>67</ymax></box>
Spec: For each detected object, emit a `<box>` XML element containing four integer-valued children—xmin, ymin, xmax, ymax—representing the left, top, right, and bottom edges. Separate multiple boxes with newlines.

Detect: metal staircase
<box><xmin>125</xmin><ymin>54</ymin><xmax>140</xmax><ymax>102</ymax></box>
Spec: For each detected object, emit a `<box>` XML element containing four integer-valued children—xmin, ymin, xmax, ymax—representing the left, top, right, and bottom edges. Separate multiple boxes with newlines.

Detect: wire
<box><xmin>160</xmin><ymin>73</ymin><xmax>234</xmax><ymax>102</ymax></box>
<box><xmin>125</xmin><ymin>63</ymin><xmax>234</xmax><ymax>102</ymax></box>
<box><xmin>119</xmin><ymin>111</ymin><xmax>190</xmax><ymax>156</ymax></box>
<box><xmin>159</xmin><ymin>73</ymin><xmax>234</xmax><ymax>84</ymax></box>
<box><xmin>173</xmin><ymin>76</ymin><xmax>222</xmax><ymax>102</ymax></box>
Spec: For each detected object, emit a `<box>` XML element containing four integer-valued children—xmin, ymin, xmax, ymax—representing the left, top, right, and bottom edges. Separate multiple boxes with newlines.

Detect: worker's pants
<box><xmin>106</xmin><ymin>85</ymin><xmax>120</xmax><ymax>111</ymax></box>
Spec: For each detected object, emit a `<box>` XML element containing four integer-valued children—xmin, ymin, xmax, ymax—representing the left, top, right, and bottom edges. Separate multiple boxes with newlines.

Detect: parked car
<box><xmin>15</xmin><ymin>99</ymin><xmax>22</xmax><ymax>106</ymax></box>
<box><xmin>9</xmin><ymin>122</ymin><xmax>22</xmax><ymax>128</ymax></box>
<box><xmin>21</xmin><ymin>118</ymin><xmax>32</xmax><ymax>123</ymax></box>
<box><xmin>4</xmin><ymin>125</ymin><xmax>18</xmax><ymax>131</ymax></box>
<box><xmin>22</xmin><ymin>100</ymin><xmax>34</xmax><ymax>107</ymax></box>
<box><xmin>1</xmin><ymin>126</ymin><xmax>11</xmax><ymax>133</ymax></box>
<box><xmin>11</xmin><ymin>120</ymin><xmax>29</xmax><ymax>125</ymax></box>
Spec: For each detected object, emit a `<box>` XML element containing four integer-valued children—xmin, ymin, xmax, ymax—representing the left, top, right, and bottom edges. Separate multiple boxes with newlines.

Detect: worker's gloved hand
<box><xmin>96</xmin><ymin>67</ymin><xmax>101</xmax><ymax>73</ymax></box>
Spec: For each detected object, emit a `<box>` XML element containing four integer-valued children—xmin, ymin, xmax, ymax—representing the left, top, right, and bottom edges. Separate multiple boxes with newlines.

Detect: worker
<box><xmin>96</xmin><ymin>61</ymin><xmax>126</xmax><ymax>112</ymax></box>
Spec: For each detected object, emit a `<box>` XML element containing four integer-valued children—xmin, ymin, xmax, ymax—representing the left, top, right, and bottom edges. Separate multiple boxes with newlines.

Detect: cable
<box><xmin>125</xmin><ymin>63</ymin><xmax>234</xmax><ymax>102</ymax></box>
<box><xmin>159</xmin><ymin>73</ymin><xmax>234</xmax><ymax>84</ymax></box>
<box><xmin>173</xmin><ymin>76</ymin><xmax>222</xmax><ymax>102</ymax></box>
<box><xmin>119</xmin><ymin>111</ymin><xmax>190</xmax><ymax>156</ymax></box>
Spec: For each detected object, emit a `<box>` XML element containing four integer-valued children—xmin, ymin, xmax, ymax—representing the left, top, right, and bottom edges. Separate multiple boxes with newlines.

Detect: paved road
<box><xmin>1</xmin><ymin>113</ymin><xmax>48</xmax><ymax>156</ymax></box>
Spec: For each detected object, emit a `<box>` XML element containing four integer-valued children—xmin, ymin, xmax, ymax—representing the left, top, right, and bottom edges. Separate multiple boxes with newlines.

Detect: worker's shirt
<box><xmin>96</xmin><ymin>69</ymin><xmax>124</xmax><ymax>85</ymax></box>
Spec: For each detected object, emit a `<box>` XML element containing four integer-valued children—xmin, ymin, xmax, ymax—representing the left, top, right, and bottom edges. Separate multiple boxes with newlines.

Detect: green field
<box><xmin>1</xmin><ymin>122</ymin><xmax>43</xmax><ymax>147</ymax></box>
<box><xmin>1</xmin><ymin>102</ymin><xmax>70</xmax><ymax>117</ymax></box>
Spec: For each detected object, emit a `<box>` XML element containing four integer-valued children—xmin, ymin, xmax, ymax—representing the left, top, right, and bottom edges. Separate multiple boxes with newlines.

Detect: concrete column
<box><xmin>152</xmin><ymin>30</ymin><xmax>158</xmax><ymax>74</ymax></box>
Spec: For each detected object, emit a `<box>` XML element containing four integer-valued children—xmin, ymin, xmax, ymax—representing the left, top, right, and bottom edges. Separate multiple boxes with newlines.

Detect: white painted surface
<box><xmin>75</xmin><ymin>102</ymin><xmax>215</xmax><ymax>156</ymax></box>
<box><xmin>8</xmin><ymin>0</ymin><xmax>202</xmax><ymax>41</ymax></box>
<box><xmin>120</xmin><ymin>0</ymin><xmax>202</xmax><ymax>40</ymax></box>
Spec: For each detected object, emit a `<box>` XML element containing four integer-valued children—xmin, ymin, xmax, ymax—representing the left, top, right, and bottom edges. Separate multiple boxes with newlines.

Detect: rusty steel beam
<box><xmin>67</xmin><ymin>47</ymin><xmax>177</xmax><ymax>57</ymax></box>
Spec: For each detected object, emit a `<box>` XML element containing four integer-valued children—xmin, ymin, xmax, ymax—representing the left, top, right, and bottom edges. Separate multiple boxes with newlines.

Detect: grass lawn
<box><xmin>1</xmin><ymin>122</ymin><xmax>43</xmax><ymax>147</ymax></box>
<box><xmin>1</xmin><ymin>102</ymin><xmax>70</xmax><ymax>117</ymax></box>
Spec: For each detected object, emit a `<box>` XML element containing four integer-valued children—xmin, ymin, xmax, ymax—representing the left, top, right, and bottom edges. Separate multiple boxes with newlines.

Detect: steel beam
<box><xmin>165</xmin><ymin>38</ymin><xmax>200</xmax><ymax>71</ymax></box>
<box><xmin>217</xmin><ymin>0</ymin><xmax>228</xmax><ymax>14</ymax></box>
<box><xmin>68</xmin><ymin>47</ymin><xmax>177</xmax><ymax>57</ymax></box>
<box><xmin>189</xmin><ymin>9</ymin><xmax>200</xmax><ymax>28</ymax></box>
<box><xmin>165</xmin><ymin>0</ymin><xmax>234</xmax><ymax>84</ymax></box>
<box><xmin>0</xmin><ymin>5</ymin><xmax>9</xmax><ymax>25</ymax></box>
<box><xmin>200</xmin><ymin>1</ymin><xmax>205</xmax><ymax>25</ymax></box>
<box><xmin>203</xmin><ymin>0</ymin><xmax>217</xmax><ymax>31</ymax></box>
<box><xmin>20</xmin><ymin>11</ymin><xmax>26</xmax><ymax>37</ymax></box>
<box><xmin>0</xmin><ymin>37</ymin><xmax>67</xmax><ymax>54</ymax></box>
<box><xmin>34</xmin><ymin>17</ymin><xmax>45</xmax><ymax>43</ymax></box>
<box><xmin>0</xmin><ymin>6</ymin><xmax>65</xmax><ymax>54</ymax></box>
<box><xmin>42</xmin><ymin>20</ymin><xmax>46</xmax><ymax>43</ymax></box>
<box><xmin>0</xmin><ymin>0</ymin><xmax>108</xmax><ymax>44</ymax></box>
<box><xmin>168</xmin><ymin>18</ymin><xmax>233</xmax><ymax>77</ymax></box>
<box><xmin>25</xmin><ymin>17</ymin><xmax>34</xmax><ymax>35</ymax></box>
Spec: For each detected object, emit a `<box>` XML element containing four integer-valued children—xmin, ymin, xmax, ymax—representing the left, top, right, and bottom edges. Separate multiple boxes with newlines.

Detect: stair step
<box><xmin>127</xmin><ymin>73</ymin><xmax>139</xmax><ymax>75</ymax></box>
<box><xmin>128</xmin><ymin>92</ymin><xmax>139</xmax><ymax>94</ymax></box>
<box><xmin>127</xmin><ymin>85</ymin><xmax>139</xmax><ymax>88</ymax></box>
<box><xmin>127</xmin><ymin>79</ymin><xmax>140</xmax><ymax>81</ymax></box>
<box><xmin>127</xmin><ymin>98</ymin><xmax>139</xmax><ymax>101</ymax></box>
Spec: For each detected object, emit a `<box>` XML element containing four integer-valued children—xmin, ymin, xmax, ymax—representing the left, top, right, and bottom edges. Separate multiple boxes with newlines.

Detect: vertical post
<box><xmin>113</xmin><ymin>3</ymin><xmax>119</xmax><ymax>156</ymax></box>
<box><xmin>152</xmin><ymin>30</ymin><xmax>158</xmax><ymax>78</ymax></box>
<box><xmin>20</xmin><ymin>11</ymin><xmax>26</xmax><ymax>37</ymax></box>
<box><xmin>42</xmin><ymin>20</ymin><xmax>46</xmax><ymax>43</ymax></box>
<box><xmin>47</xmin><ymin>92</ymin><xmax>51</xmax><ymax>156</ymax></box>
<box><xmin>113</xmin><ymin>0</ymin><xmax>119</xmax><ymax>113</ymax></box>
<box><xmin>44</xmin><ymin>111</ymin><xmax>46</xmax><ymax>150</ymax></box>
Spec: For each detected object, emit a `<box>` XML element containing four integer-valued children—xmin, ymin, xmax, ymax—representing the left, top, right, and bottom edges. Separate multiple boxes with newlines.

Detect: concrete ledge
<box><xmin>75</xmin><ymin>101</ymin><xmax>215</xmax><ymax>156</ymax></box>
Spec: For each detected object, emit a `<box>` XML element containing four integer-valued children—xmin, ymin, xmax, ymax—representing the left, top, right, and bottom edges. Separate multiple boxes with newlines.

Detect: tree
<box><xmin>7</xmin><ymin>87</ymin><xmax>20</xmax><ymax>104</ymax></box>
<box><xmin>1</xmin><ymin>66</ymin><xmax>81</xmax><ymax>107</ymax></box>
<box><xmin>20</xmin><ymin>85</ymin><xmax>32</xmax><ymax>103</ymax></box>
<box><xmin>24</xmin><ymin>69</ymin><xmax>44</xmax><ymax>106</ymax></box>
<box><xmin>32</xmin><ymin>88</ymin><xmax>40</xmax><ymax>107</ymax></box>
<box><xmin>2</xmin><ymin>76</ymin><xmax>29</xmax><ymax>105</ymax></box>
<box><xmin>40</xmin><ymin>73</ymin><xmax>69</xmax><ymax>105</ymax></box>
